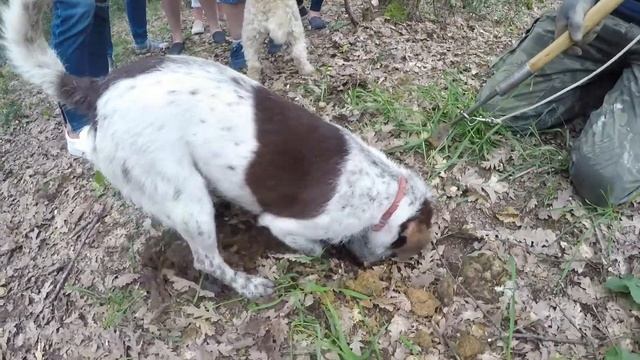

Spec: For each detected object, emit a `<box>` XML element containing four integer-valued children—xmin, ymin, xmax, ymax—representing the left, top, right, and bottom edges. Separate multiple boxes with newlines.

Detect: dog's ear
<box><xmin>392</xmin><ymin>200</ymin><xmax>433</xmax><ymax>260</ymax></box>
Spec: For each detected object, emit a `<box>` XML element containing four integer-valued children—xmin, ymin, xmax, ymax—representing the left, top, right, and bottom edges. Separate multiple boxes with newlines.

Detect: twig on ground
<box><xmin>593</xmin><ymin>223</ymin><xmax>610</xmax><ymax>266</ymax></box>
<box><xmin>591</xmin><ymin>304</ymin><xmax>615</xmax><ymax>346</ymax></box>
<box><xmin>48</xmin><ymin>204</ymin><xmax>109</xmax><ymax>303</ymax></box>
<box><xmin>550</xmin><ymin>297</ymin><xmax>598</xmax><ymax>351</ymax></box>
<box><xmin>436</xmin><ymin>330</ymin><xmax>462</xmax><ymax>360</ymax></box>
<box><xmin>510</xmin><ymin>332</ymin><xmax>590</xmax><ymax>345</ymax></box>
<box><xmin>344</xmin><ymin>0</ymin><xmax>359</xmax><ymax>27</ymax></box>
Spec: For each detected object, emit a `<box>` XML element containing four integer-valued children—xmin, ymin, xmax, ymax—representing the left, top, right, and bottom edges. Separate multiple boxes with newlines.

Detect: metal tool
<box><xmin>430</xmin><ymin>0</ymin><xmax>624</xmax><ymax>146</ymax></box>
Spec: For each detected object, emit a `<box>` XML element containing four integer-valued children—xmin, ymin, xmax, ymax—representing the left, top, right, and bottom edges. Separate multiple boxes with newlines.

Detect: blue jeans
<box><xmin>296</xmin><ymin>0</ymin><xmax>324</xmax><ymax>12</ymax></box>
<box><xmin>51</xmin><ymin>0</ymin><xmax>110</xmax><ymax>132</ymax></box>
<box><xmin>107</xmin><ymin>0</ymin><xmax>149</xmax><ymax>57</ymax></box>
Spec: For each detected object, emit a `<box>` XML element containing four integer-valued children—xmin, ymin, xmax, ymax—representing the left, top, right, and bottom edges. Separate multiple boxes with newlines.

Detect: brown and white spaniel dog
<box><xmin>1</xmin><ymin>0</ymin><xmax>435</xmax><ymax>298</ymax></box>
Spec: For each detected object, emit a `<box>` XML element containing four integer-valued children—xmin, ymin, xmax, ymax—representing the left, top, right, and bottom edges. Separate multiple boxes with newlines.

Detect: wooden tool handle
<box><xmin>527</xmin><ymin>0</ymin><xmax>624</xmax><ymax>72</ymax></box>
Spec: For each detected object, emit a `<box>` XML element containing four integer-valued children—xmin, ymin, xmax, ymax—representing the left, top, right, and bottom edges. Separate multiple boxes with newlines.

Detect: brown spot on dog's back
<box><xmin>247</xmin><ymin>86</ymin><xmax>348</xmax><ymax>219</ymax></box>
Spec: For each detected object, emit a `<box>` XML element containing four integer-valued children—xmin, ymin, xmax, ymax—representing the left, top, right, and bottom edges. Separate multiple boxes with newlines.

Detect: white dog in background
<box><xmin>242</xmin><ymin>0</ymin><xmax>314</xmax><ymax>79</ymax></box>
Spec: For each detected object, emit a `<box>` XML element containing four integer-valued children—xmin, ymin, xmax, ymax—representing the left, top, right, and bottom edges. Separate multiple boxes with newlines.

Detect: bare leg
<box><xmin>221</xmin><ymin>2</ymin><xmax>244</xmax><ymax>41</ymax></box>
<box><xmin>199</xmin><ymin>0</ymin><xmax>222</xmax><ymax>33</ymax></box>
<box><xmin>162</xmin><ymin>0</ymin><xmax>184</xmax><ymax>43</ymax></box>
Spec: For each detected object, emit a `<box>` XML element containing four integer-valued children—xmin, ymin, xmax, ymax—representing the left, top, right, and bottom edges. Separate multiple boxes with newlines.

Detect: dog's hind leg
<box><xmin>287</xmin><ymin>15</ymin><xmax>314</xmax><ymax>75</ymax></box>
<box><xmin>242</xmin><ymin>14</ymin><xmax>266</xmax><ymax>80</ymax></box>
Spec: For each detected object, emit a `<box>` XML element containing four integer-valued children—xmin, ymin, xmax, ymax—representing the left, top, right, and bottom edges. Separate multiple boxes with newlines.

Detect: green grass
<box><xmin>345</xmin><ymin>73</ymin><xmax>508</xmax><ymax>174</ymax></box>
<box><xmin>384</xmin><ymin>0</ymin><xmax>409</xmax><ymax>23</ymax></box>
<box><xmin>67</xmin><ymin>285</ymin><xmax>144</xmax><ymax>329</ymax></box>
<box><xmin>241</xmin><ymin>257</ymin><xmax>387</xmax><ymax>359</ymax></box>
<box><xmin>504</xmin><ymin>256</ymin><xmax>517</xmax><ymax>360</ymax></box>
<box><xmin>0</xmin><ymin>68</ymin><xmax>25</xmax><ymax>133</ymax></box>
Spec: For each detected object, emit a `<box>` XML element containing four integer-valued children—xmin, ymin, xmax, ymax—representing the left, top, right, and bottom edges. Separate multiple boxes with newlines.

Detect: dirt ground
<box><xmin>1</xmin><ymin>1</ymin><xmax>639</xmax><ymax>359</ymax></box>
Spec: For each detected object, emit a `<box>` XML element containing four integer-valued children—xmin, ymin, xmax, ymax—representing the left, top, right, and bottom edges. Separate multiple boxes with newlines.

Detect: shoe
<box><xmin>229</xmin><ymin>41</ymin><xmax>246</xmax><ymax>71</ymax></box>
<box><xmin>108</xmin><ymin>55</ymin><xmax>116</xmax><ymax>72</ymax></box>
<box><xmin>212</xmin><ymin>30</ymin><xmax>226</xmax><ymax>44</ymax></box>
<box><xmin>65</xmin><ymin>126</ymin><xmax>92</xmax><ymax>158</ymax></box>
<box><xmin>299</xmin><ymin>5</ymin><xmax>308</xmax><ymax>18</ymax></box>
<box><xmin>134</xmin><ymin>38</ymin><xmax>169</xmax><ymax>54</ymax></box>
<box><xmin>309</xmin><ymin>16</ymin><xmax>327</xmax><ymax>30</ymax></box>
<box><xmin>191</xmin><ymin>20</ymin><xmax>205</xmax><ymax>35</ymax></box>
<box><xmin>167</xmin><ymin>42</ymin><xmax>185</xmax><ymax>55</ymax></box>
<box><xmin>267</xmin><ymin>37</ymin><xmax>283</xmax><ymax>55</ymax></box>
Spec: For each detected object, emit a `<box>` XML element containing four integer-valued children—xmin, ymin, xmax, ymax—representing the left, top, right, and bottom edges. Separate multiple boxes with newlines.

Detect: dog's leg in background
<box><xmin>286</xmin><ymin>6</ymin><xmax>314</xmax><ymax>75</ymax></box>
<box><xmin>242</xmin><ymin>0</ymin><xmax>265</xmax><ymax>80</ymax></box>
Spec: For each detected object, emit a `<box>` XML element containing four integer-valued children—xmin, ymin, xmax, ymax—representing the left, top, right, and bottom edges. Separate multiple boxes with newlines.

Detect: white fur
<box><xmin>242</xmin><ymin>0</ymin><xmax>314</xmax><ymax>79</ymax></box>
<box><xmin>0</xmin><ymin>0</ymin><xmax>65</xmax><ymax>99</ymax></box>
<box><xmin>1</xmin><ymin>0</ymin><xmax>434</xmax><ymax>299</ymax></box>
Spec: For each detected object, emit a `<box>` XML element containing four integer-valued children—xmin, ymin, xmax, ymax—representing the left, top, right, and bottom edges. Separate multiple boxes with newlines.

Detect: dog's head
<box><xmin>344</xmin><ymin>198</ymin><xmax>434</xmax><ymax>266</ymax></box>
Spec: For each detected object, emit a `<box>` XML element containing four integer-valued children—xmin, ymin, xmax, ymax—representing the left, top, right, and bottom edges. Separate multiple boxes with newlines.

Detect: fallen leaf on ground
<box><xmin>496</xmin><ymin>207</ymin><xmax>520</xmax><ymax>224</ymax></box>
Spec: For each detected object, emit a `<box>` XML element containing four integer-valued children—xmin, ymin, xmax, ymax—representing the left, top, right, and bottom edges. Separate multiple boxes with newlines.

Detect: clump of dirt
<box><xmin>345</xmin><ymin>269</ymin><xmax>387</xmax><ymax>297</ymax></box>
<box><xmin>460</xmin><ymin>252</ymin><xmax>507</xmax><ymax>303</ymax></box>
<box><xmin>406</xmin><ymin>287</ymin><xmax>440</xmax><ymax>317</ymax></box>
<box><xmin>436</xmin><ymin>231</ymin><xmax>483</xmax><ymax>275</ymax></box>
<box><xmin>412</xmin><ymin>329</ymin><xmax>433</xmax><ymax>350</ymax></box>
<box><xmin>436</xmin><ymin>274</ymin><xmax>456</xmax><ymax>305</ymax></box>
<box><xmin>456</xmin><ymin>333</ymin><xmax>486</xmax><ymax>359</ymax></box>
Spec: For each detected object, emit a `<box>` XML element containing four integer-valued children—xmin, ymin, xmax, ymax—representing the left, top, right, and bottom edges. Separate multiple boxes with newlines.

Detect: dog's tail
<box><xmin>1</xmin><ymin>0</ymin><xmax>96</xmax><ymax>112</ymax></box>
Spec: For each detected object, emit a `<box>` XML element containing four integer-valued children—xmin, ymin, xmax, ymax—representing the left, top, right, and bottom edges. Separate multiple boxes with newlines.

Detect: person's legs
<box><xmin>191</xmin><ymin>0</ymin><xmax>205</xmax><ymax>35</ymax></box>
<box><xmin>50</xmin><ymin>0</ymin><xmax>97</xmax><ymax>133</ymax></box>
<box><xmin>125</xmin><ymin>0</ymin><xmax>168</xmax><ymax>53</ymax></box>
<box><xmin>162</xmin><ymin>0</ymin><xmax>185</xmax><ymax>54</ymax></box>
<box><xmin>219</xmin><ymin>0</ymin><xmax>246</xmax><ymax>70</ymax></box>
<box><xmin>479</xmin><ymin>11</ymin><xmax>630</xmax><ymax>133</ymax></box>
<box><xmin>308</xmin><ymin>0</ymin><xmax>326</xmax><ymax>29</ymax></box>
<box><xmin>297</xmin><ymin>0</ymin><xmax>308</xmax><ymax>17</ymax></box>
<box><xmin>199</xmin><ymin>0</ymin><xmax>225</xmax><ymax>43</ymax></box>
<box><xmin>126</xmin><ymin>0</ymin><xmax>148</xmax><ymax>47</ymax></box>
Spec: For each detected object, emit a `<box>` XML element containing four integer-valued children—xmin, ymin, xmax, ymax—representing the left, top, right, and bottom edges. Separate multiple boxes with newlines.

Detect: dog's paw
<box><xmin>247</xmin><ymin>68</ymin><xmax>261</xmax><ymax>80</ymax></box>
<box><xmin>237</xmin><ymin>275</ymin><xmax>275</xmax><ymax>299</ymax></box>
<box><xmin>299</xmin><ymin>63</ymin><xmax>314</xmax><ymax>75</ymax></box>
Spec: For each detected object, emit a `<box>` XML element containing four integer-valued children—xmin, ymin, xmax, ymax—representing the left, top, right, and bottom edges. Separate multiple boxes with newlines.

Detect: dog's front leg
<box><xmin>157</xmin><ymin>175</ymin><xmax>274</xmax><ymax>299</ymax></box>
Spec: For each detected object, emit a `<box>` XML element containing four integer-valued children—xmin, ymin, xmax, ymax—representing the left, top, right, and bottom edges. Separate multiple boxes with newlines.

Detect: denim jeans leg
<box><xmin>309</xmin><ymin>0</ymin><xmax>323</xmax><ymax>12</ymax></box>
<box><xmin>126</xmin><ymin>0</ymin><xmax>148</xmax><ymax>47</ymax></box>
<box><xmin>50</xmin><ymin>0</ymin><xmax>96</xmax><ymax>132</ymax></box>
<box><xmin>90</xmin><ymin>1</ymin><xmax>111</xmax><ymax>78</ymax></box>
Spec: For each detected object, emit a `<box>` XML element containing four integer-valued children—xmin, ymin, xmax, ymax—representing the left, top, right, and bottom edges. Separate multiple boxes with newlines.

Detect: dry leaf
<box><xmin>496</xmin><ymin>206</ymin><xmax>520</xmax><ymax>224</ymax></box>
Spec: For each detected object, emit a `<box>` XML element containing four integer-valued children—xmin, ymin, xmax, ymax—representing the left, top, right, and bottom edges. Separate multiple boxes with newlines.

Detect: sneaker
<box><xmin>229</xmin><ymin>41</ymin><xmax>246</xmax><ymax>71</ymax></box>
<box><xmin>134</xmin><ymin>38</ymin><xmax>169</xmax><ymax>54</ymax></box>
<box><xmin>167</xmin><ymin>42</ymin><xmax>185</xmax><ymax>55</ymax></box>
<box><xmin>267</xmin><ymin>37</ymin><xmax>283</xmax><ymax>55</ymax></box>
<box><xmin>108</xmin><ymin>55</ymin><xmax>116</xmax><ymax>72</ymax></box>
<box><xmin>65</xmin><ymin>125</ymin><xmax>92</xmax><ymax>158</ymax></box>
<box><xmin>191</xmin><ymin>20</ymin><xmax>205</xmax><ymax>35</ymax></box>
<box><xmin>308</xmin><ymin>16</ymin><xmax>327</xmax><ymax>30</ymax></box>
<box><xmin>211</xmin><ymin>30</ymin><xmax>226</xmax><ymax>44</ymax></box>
